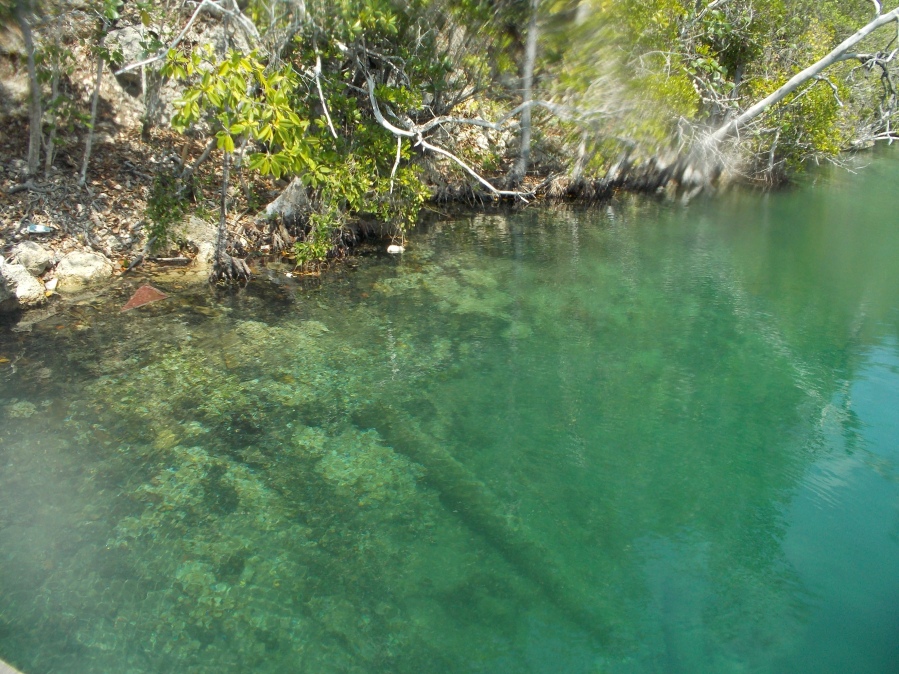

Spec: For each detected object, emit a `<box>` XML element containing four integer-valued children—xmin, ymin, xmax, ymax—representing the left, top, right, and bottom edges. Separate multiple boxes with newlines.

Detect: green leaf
<box><xmin>216</xmin><ymin>131</ymin><xmax>235</xmax><ymax>153</ymax></box>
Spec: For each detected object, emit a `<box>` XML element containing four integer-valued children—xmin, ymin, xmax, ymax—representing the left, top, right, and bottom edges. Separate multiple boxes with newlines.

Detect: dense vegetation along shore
<box><xmin>2</xmin><ymin>0</ymin><xmax>899</xmax><ymax>307</ymax></box>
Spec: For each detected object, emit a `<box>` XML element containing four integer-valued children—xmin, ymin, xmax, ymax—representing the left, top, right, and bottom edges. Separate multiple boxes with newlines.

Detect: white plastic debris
<box><xmin>387</xmin><ymin>244</ymin><xmax>405</xmax><ymax>254</ymax></box>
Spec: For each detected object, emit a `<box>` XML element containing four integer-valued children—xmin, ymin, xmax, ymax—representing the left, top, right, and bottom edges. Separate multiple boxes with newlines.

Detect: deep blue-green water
<box><xmin>2</xmin><ymin>156</ymin><xmax>899</xmax><ymax>673</ymax></box>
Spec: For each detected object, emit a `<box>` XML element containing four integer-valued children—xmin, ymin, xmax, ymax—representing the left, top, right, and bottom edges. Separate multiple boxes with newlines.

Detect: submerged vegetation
<box><xmin>3</xmin><ymin>0</ymin><xmax>899</xmax><ymax>277</ymax></box>
<box><xmin>2</xmin><ymin>176</ymin><xmax>899</xmax><ymax>670</ymax></box>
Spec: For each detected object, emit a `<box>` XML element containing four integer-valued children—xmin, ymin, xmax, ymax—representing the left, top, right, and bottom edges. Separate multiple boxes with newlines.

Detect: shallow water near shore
<box><xmin>2</xmin><ymin>155</ymin><xmax>899</xmax><ymax>673</ymax></box>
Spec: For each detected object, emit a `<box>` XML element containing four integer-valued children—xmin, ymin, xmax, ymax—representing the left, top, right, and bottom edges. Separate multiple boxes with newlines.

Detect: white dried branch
<box><xmin>194</xmin><ymin>0</ymin><xmax>261</xmax><ymax>46</ymax></box>
<box><xmin>364</xmin><ymin>74</ymin><xmax>529</xmax><ymax>199</ymax></box>
<box><xmin>710</xmin><ymin>8</ymin><xmax>899</xmax><ymax>142</ymax></box>
<box><xmin>314</xmin><ymin>53</ymin><xmax>338</xmax><ymax>139</ymax></box>
<box><xmin>814</xmin><ymin>75</ymin><xmax>844</xmax><ymax>106</ymax></box>
<box><xmin>115</xmin><ymin>0</ymin><xmax>211</xmax><ymax>76</ymax></box>
<box><xmin>115</xmin><ymin>0</ymin><xmax>261</xmax><ymax>77</ymax></box>
<box><xmin>389</xmin><ymin>136</ymin><xmax>402</xmax><ymax>194</ymax></box>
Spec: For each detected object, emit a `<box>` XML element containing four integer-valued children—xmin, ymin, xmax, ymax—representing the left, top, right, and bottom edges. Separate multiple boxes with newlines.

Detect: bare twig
<box><xmin>181</xmin><ymin>137</ymin><xmax>217</xmax><ymax>183</ymax></box>
<box><xmin>314</xmin><ymin>52</ymin><xmax>338</xmax><ymax>139</ymax></box>
<box><xmin>389</xmin><ymin>136</ymin><xmax>402</xmax><ymax>193</ymax></box>
<box><xmin>115</xmin><ymin>0</ymin><xmax>260</xmax><ymax>77</ymax></box>
<box><xmin>115</xmin><ymin>0</ymin><xmax>211</xmax><ymax>76</ymax></box>
<box><xmin>815</xmin><ymin>75</ymin><xmax>844</xmax><ymax>106</ymax></box>
<box><xmin>4</xmin><ymin>180</ymin><xmax>50</xmax><ymax>195</ymax></box>
<box><xmin>78</xmin><ymin>51</ymin><xmax>105</xmax><ymax>188</ymax></box>
<box><xmin>364</xmin><ymin>74</ymin><xmax>529</xmax><ymax>199</ymax></box>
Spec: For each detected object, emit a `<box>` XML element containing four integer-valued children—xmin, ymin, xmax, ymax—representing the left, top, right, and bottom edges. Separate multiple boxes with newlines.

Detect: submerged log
<box><xmin>354</xmin><ymin>403</ymin><xmax>612</xmax><ymax>640</ymax></box>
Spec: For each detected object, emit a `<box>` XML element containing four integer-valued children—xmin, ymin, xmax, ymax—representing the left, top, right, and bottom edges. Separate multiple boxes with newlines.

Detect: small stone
<box><xmin>387</xmin><ymin>245</ymin><xmax>405</xmax><ymax>254</ymax></box>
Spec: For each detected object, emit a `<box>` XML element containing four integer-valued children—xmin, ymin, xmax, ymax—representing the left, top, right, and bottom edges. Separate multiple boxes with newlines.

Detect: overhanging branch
<box><xmin>710</xmin><ymin>8</ymin><xmax>899</xmax><ymax>143</ymax></box>
<box><xmin>364</xmin><ymin>74</ymin><xmax>531</xmax><ymax>199</ymax></box>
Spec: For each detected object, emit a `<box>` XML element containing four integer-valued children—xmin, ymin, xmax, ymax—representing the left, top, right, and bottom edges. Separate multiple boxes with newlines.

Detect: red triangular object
<box><xmin>120</xmin><ymin>284</ymin><xmax>169</xmax><ymax>312</ymax></box>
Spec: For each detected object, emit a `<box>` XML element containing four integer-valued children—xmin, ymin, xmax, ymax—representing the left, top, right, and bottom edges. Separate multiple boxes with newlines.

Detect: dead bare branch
<box><xmin>115</xmin><ymin>0</ymin><xmax>261</xmax><ymax>77</ymax></box>
<box><xmin>710</xmin><ymin>8</ymin><xmax>899</xmax><ymax>143</ymax></box>
<box><xmin>314</xmin><ymin>52</ymin><xmax>338</xmax><ymax>139</ymax></box>
<box><xmin>364</xmin><ymin>74</ymin><xmax>530</xmax><ymax>199</ymax></box>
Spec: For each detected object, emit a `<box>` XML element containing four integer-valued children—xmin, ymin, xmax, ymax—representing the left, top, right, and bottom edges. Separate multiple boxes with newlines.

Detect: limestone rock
<box><xmin>263</xmin><ymin>177</ymin><xmax>310</xmax><ymax>227</ymax></box>
<box><xmin>179</xmin><ymin>216</ymin><xmax>217</xmax><ymax>249</ymax></box>
<box><xmin>10</xmin><ymin>240</ymin><xmax>54</xmax><ymax>275</ymax></box>
<box><xmin>56</xmin><ymin>251</ymin><xmax>114</xmax><ymax>289</ymax></box>
<box><xmin>106</xmin><ymin>26</ymin><xmax>146</xmax><ymax>96</ymax></box>
<box><xmin>0</xmin><ymin>270</ymin><xmax>12</xmax><ymax>308</ymax></box>
<box><xmin>195</xmin><ymin>242</ymin><xmax>216</xmax><ymax>271</ymax></box>
<box><xmin>106</xmin><ymin>26</ymin><xmax>181</xmax><ymax>128</ymax></box>
<box><xmin>176</xmin><ymin>216</ymin><xmax>218</xmax><ymax>271</ymax></box>
<box><xmin>0</xmin><ymin>260</ymin><xmax>46</xmax><ymax>310</ymax></box>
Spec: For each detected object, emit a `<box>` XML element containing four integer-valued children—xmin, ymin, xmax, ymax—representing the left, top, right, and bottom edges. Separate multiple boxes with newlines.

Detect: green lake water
<box><xmin>2</xmin><ymin>155</ymin><xmax>899</xmax><ymax>673</ymax></box>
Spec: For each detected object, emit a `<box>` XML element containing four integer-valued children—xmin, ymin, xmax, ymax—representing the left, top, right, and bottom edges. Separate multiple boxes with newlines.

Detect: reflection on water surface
<box><xmin>1</xmin><ymin>156</ymin><xmax>899</xmax><ymax>673</ymax></box>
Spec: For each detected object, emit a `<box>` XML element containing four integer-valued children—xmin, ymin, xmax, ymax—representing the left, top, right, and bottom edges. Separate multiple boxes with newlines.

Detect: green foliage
<box><xmin>34</xmin><ymin>35</ymin><xmax>88</xmax><ymax>147</ymax></box>
<box><xmin>163</xmin><ymin>0</ymin><xmax>439</xmax><ymax>267</ymax></box>
<box><xmin>600</xmin><ymin>0</ymin><xmax>899</xmax><ymax>176</ymax></box>
<box><xmin>145</xmin><ymin>169</ymin><xmax>187</xmax><ymax>252</ymax></box>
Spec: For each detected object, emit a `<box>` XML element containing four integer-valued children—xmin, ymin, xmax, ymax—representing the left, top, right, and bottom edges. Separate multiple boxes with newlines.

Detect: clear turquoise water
<box><xmin>1</xmin><ymin>155</ymin><xmax>899</xmax><ymax>673</ymax></box>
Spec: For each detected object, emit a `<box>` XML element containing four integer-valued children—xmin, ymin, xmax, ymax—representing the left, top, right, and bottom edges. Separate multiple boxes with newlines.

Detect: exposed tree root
<box><xmin>210</xmin><ymin>252</ymin><xmax>251</xmax><ymax>285</ymax></box>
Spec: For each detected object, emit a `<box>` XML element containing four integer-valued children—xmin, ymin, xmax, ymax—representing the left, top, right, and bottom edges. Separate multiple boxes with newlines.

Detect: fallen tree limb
<box><xmin>353</xmin><ymin>403</ymin><xmax>612</xmax><ymax>640</ymax></box>
<box><xmin>149</xmin><ymin>256</ymin><xmax>191</xmax><ymax>265</ymax></box>
<box><xmin>710</xmin><ymin>7</ymin><xmax>899</xmax><ymax>143</ymax></box>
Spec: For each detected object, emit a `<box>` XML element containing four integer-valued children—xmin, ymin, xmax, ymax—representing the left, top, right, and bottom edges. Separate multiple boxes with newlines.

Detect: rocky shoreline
<box><xmin>0</xmin><ymin>211</ymin><xmax>218</xmax><ymax>315</ymax></box>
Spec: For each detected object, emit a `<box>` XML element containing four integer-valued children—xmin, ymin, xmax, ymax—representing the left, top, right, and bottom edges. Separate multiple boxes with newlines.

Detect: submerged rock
<box><xmin>4</xmin><ymin>400</ymin><xmax>38</xmax><ymax>418</ymax></box>
<box><xmin>56</xmin><ymin>251</ymin><xmax>114</xmax><ymax>290</ymax></box>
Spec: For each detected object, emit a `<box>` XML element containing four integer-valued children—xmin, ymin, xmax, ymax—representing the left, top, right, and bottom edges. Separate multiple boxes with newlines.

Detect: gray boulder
<box><xmin>56</xmin><ymin>251</ymin><xmax>114</xmax><ymax>289</ymax></box>
<box><xmin>106</xmin><ymin>25</ymin><xmax>180</xmax><ymax>127</ymax></box>
<box><xmin>0</xmin><ymin>259</ymin><xmax>46</xmax><ymax>310</ymax></box>
<box><xmin>178</xmin><ymin>216</ymin><xmax>217</xmax><ymax>271</ymax></box>
<box><xmin>107</xmin><ymin>26</ymin><xmax>148</xmax><ymax>96</ymax></box>
<box><xmin>0</xmin><ymin>268</ymin><xmax>11</xmax><ymax>308</ymax></box>
<box><xmin>10</xmin><ymin>240</ymin><xmax>54</xmax><ymax>275</ymax></box>
<box><xmin>263</xmin><ymin>177</ymin><xmax>310</xmax><ymax>226</ymax></box>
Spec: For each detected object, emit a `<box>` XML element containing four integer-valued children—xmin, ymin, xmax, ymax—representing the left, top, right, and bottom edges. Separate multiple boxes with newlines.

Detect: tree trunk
<box><xmin>43</xmin><ymin>57</ymin><xmax>60</xmax><ymax>179</ymax></box>
<box><xmin>210</xmin><ymin>151</ymin><xmax>251</xmax><ymax>283</ymax></box>
<box><xmin>507</xmin><ymin>0</ymin><xmax>539</xmax><ymax>187</ymax></box>
<box><xmin>711</xmin><ymin>7</ymin><xmax>899</xmax><ymax>143</ymax></box>
<box><xmin>216</xmin><ymin>150</ymin><xmax>230</xmax><ymax>265</ymax></box>
<box><xmin>79</xmin><ymin>52</ymin><xmax>105</xmax><ymax>187</ymax></box>
<box><xmin>14</xmin><ymin>0</ymin><xmax>42</xmax><ymax>177</ymax></box>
